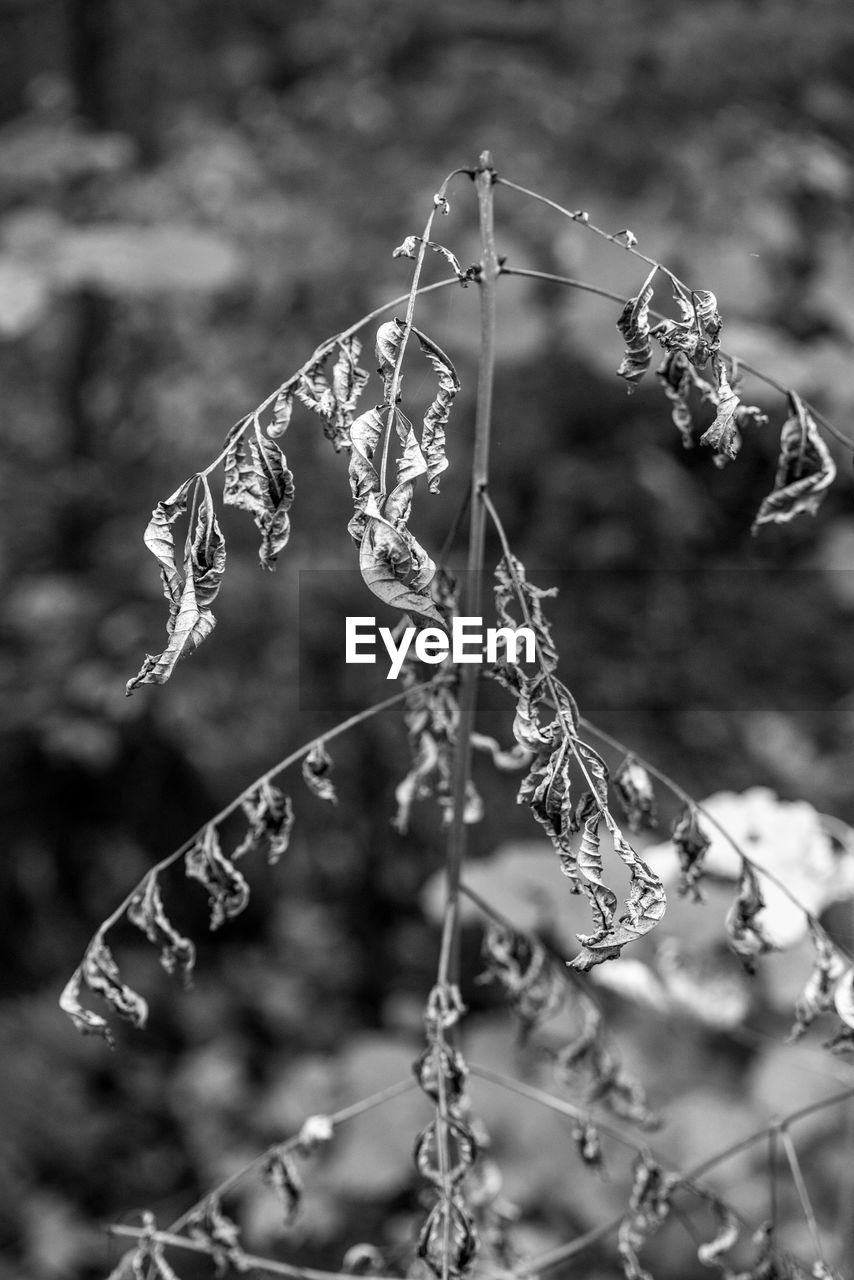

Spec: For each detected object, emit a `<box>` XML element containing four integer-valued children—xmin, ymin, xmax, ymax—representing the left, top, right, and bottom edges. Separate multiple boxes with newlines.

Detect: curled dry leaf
<box><xmin>234</xmin><ymin>780</ymin><xmax>294</xmax><ymax>865</ymax></box>
<box><xmin>699</xmin><ymin>360</ymin><xmax>742</xmax><ymax>465</ymax></box>
<box><xmin>392</xmin><ymin>234</ymin><xmax>467</xmax><ymax>282</ymax></box>
<box><xmin>374</xmin><ymin>318</ymin><xmax>460</xmax><ymax>493</ymax></box>
<box><xmin>127</xmin><ymin>874</ymin><xmax>196</xmax><ymax>983</ymax></box>
<box><xmin>414</xmin><ymin>1116</ymin><xmax>478</xmax><ymax>1188</ymax></box>
<box><xmin>414</xmin><ymin>1041</ymin><xmax>468</xmax><ymax>1111</ymax></box>
<box><xmin>60</xmin><ymin>967</ymin><xmax>113</xmax><ymax>1044</ymax></box>
<box><xmin>616</xmin><ymin>268</ymin><xmax>656</xmax><ymax>389</ymax></box>
<box><xmin>614</xmin><ymin>755</ymin><xmax>657</xmax><ymax>833</ymax></box>
<box><xmin>417</xmin><ymin>1196</ymin><xmax>478</xmax><ymax>1280</ymax></box>
<box><xmin>480</xmin><ymin>921</ymin><xmax>565</xmax><ymax>1032</ymax></box>
<box><xmin>788</xmin><ymin>922</ymin><xmax>848</xmax><ymax>1041</ymax></box>
<box><xmin>697</xmin><ymin>1201</ymin><xmax>740</xmax><ymax>1269</ymax></box>
<box><xmin>264</xmin><ymin>1146</ymin><xmax>303</xmax><ymax>1225</ymax></box>
<box><xmin>127</xmin><ymin>477</ymin><xmax>225</xmax><ymax>693</ymax></box>
<box><xmin>618</xmin><ymin>1156</ymin><xmax>672</xmax><ymax>1280</ymax></box>
<box><xmin>724</xmin><ymin>859</ymin><xmax>776</xmax><ymax>973</ymax></box>
<box><xmin>656</xmin><ymin>350</ymin><xmax>694</xmax><ymax>447</ymax></box>
<box><xmin>753</xmin><ymin>392</ymin><xmax>836</xmax><ymax>532</ymax></box>
<box><xmin>833</xmin><ymin>963</ymin><xmax>854</xmax><ymax>1030</ymax></box>
<box><xmin>66</xmin><ymin>938</ymin><xmax>148</xmax><ymax>1044</ymax></box>
<box><xmin>302</xmin><ymin>739</ymin><xmax>338</xmax><ymax>805</ymax></box>
<box><xmin>185</xmin><ymin>824</ymin><xmax>250</xmax><ymax>931</ymax></box>
<box><xmin>672</xmin><ymin>804</ymin><xmax>711</xmax><ymax>901</ymax></box>
<box><xmin>223</xmin><ymin>414</ymin><xmax>295</xmax><ymax>569</ymax></box>
<box><xmin>187</xmin><ymin>1197</ymin><xmax>244</xmax><ymax>1274</ymax></box>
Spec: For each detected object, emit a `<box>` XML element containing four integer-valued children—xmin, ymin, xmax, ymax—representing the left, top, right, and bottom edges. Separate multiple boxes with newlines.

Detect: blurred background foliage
<box><xmin>2</xmin><ymin>1</ymin><xmax>854</xmax><ymax>1276</ymax></box>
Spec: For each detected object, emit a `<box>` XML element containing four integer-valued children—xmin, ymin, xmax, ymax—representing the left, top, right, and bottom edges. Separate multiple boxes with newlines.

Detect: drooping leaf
<box><xmin>223</xmin><ymin>416</ymin><xmax>294</xmax><ymax>569</ymax></box>
<box><xmin>302</xmin><ymin>740</ymin><xmax>338</xmax><ymax>805</ymax></box>
<box><xmin>413</xmin><ymin>1041</ymin><xmax>468</xmax><ymax>1112</ymax></box>
<box><xmin>518</xmin><ymin>735</ymin><xmax>577</xmax><ymax>876</ymax></box>
<box><xmin>59</xmin><ymin>967</ymin><xmax>113</xmax><ymax>1044</ymax></box>
<box><xmin>415</xmin><ymin>1117</ymin><xmax>478</xmax><ymax>1188</ymax></box>
<box><xmin>614</xmin><ymin>755</ymin><xmax>657</xmax><ymax>833</ymax></box>
<box><xmin>656</xmin><ymin>350</ymin><xmax>694</xmax><ymax>447</ymax></box>
<box><xmin>672</xmin><ymin>804</ymin><xmax>711</xmax><ymax>901</ymax></box>
<box><xmin>616</xmin><ymin>270</ymin><xmax>656</xmax><ymax>389</ymax></box>
<box><xmin>556</xmin><ymin>1002</ymin><xmax>659</xmax><ymax>1129</ymax></box>
<box><xmin>187</xmin><ymin>1197</ymin><xmax>244</xmax><ymax>1275</ymax></box>
<box><xmin>618</xmin><ymin>1156</ymin><xmax>672</xmax><ymax>1280</ymax></box>
<box><xmin>359</xmin><ymin>513</ymin><xmax>444</xmax><ymax>627</ymax></box>
<box><xmin>127</xmin><ymin>479</ymin><xmax>224</xmax><ymax>694</ymax></box>
<box><xmin>234</xmin><ymin>780</ymin><xmax>294</xmax><ymax>865</ymax></box>
<box><xmin>417</xmin><ymin>1197</ymin><xmax>478</xmax><ymax>1280</ymax></box>
<box><xmin>700</xmin><ymin>361</ymin><xmax>742</xmax><ymax>465</ymax></box>
<box><xmin>724</xmin><ymin>859</ymin><xmax>776</xmax><ymax>973</ymax></box>
<box><xmin>347</xmin><ymin>406</ymin><xmax>385</xmax><ymax>543</ymax></box>
<box><xmin>788</xmin><ymin>922</ymin><xmax>848</xmax><ymax>1042</ymax></box>
<box><xmin>412</xmin><ymin>327</ymin><xmax>459</xmax><ymax>493</ymax></box>
<box><xmin>264</xmin><ymin>1147</ymin><xmax>303</xmax><ymax>1225</ymax></box>
<box><xmin>697</xmin><ymin>1201</ymin><xmax>740</xmax><ymax>1269</ymax></box>
<box><xmin>269</xmin><ymin>386</ymin><xmax>294</xmax><ymax>438</ymax></box>
<box><xmin>127</xmin><ymin>874</ymin><xmax>196</xmax><ymax>982</ymax></box>
<box><xmin>374</xmin><ymin>318</ymin><xmax>460</xmax><ymax>492</ymax></box>
<box><xmin>185</xmin><ymin>824</ymin><xmax>250</xmax><ymax>931</ymax></box>
<box><xmin>479</xmin><ymin>922</ymin><xmax>565</xmax><ymax>1032</ymax></box>
<box><xmin>651</xmin><ymin>284</ymin><xmax>721</xmax><ymax>369</ymax></box>
<box><xmin>82</xmin><ymin>937</ymin><xmax>148</xmax><ymax>1031</ymax></box>
<box><xmin>392</xmin><ymin>234</ymin><xmax>468</xmax><ymax>281</ymax></box>
<box><xmin>753</xmin><ymin>392</ymin><xmax>836</xmax><ymax>531</ymax></box>
<box><xmin>493</xmin><ymin>554</ymin><xmax>561</xmax><ymax>684</ymax></box>
<box><xmin>332</xmin><ymin>335</ymin><xmax>370</xmax><ymax>428</ymax></box>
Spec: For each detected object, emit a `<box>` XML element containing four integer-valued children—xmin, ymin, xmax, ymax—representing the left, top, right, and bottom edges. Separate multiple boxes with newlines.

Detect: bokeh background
<box><xmin>3</xmin><ymin>2</ymin><xmax>854</xmax><ymax>1276</ymax></box>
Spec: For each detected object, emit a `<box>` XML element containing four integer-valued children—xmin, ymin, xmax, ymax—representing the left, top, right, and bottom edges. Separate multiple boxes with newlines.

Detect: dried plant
<box><xmin>63</xmin><ymin>153</ymin><xmax>854</xmax><ymax>1280</ymax></box>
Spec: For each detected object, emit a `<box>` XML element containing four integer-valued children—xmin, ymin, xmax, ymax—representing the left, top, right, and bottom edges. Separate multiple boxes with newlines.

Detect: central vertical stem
<box><xmin>437</xmin><ymin>151</ymin><xmax>499</xmax><ymax>989</ymax></box>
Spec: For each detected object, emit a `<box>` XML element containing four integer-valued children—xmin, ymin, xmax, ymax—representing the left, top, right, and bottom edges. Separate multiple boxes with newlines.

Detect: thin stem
<box><xmin>496</xmin><ymin>175</ymin><xmax>681</xmax><ymax>288</ymax></box>
<box><xmin>779</xmin><ymin>1127</ymin><xmax>825</xmax><ymax>1263</ymax></box>
<box><xmin>107</xmin><ymin>1226</ymin><xmax>402</xmax><ymax>1280</ymax></box>
<box><xmin>437</xmin><ymin>150</ymin><xmax>500</xmax><ymax>991</ymax></box>
<box><xmin>500</xmin><ymin>264</ymin><xmax>854</xmax><ymax>452</ymax></box>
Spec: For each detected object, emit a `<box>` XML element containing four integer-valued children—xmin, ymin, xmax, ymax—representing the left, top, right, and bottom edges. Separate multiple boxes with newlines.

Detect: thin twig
<box><xmin>779</xmin><ymin>1127</ymin><xmax>826</xmax><ymax>1264</ymax></box>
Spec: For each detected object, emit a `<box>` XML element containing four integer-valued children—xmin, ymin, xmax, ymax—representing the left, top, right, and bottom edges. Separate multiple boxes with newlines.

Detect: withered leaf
<box><xmin>302</xmin><ymin>740</ymin><xmax>338</xmax><ymax>805</ymax></box>
<box><xmin>833</xmin><ymin>963</ymin><xmax>854</xmax><ymax>1030</ymax></box>
<box><xmin>656</xmin><ymin>350</ymin><xmax>694</xmax><ymax>447</ymax></box>
<box><xmin>374</xmin><ymin>318</ymin><xmax>459</xmax><ymax>492</ymax></box>
<box><xmin>269</xmin><ymin>387</ymin><xmax>294</xmax><ymax>438</ymax></box>
<box><xmin>82</xmin><ymin>937</ymin><xmax>148</xmax><ymax>1032</ymax></box>
<box><xmin>347</xmin><ymin>406</ymin><xmax>385</xmax><ymax>544</ymax></box>
<box><xmin>127</xmin><ymin>479</ymin><xmax>224</xmax><ymax>694</ymax></box>
<box><xmin>185</xmin><ymin>824</ymin><xmax>250</xmax><ymax>931</ymax></box>
<box><xmin>359</xmin><ymin>513</ymin><xmax>444</xmax><ymax>628</ymax></box>
<box><xmin>235</xmin><ymin>780</ymin><xmax>294</xmax><ymax>865</ymax></box>
<box><xmin>417</xmin><ymin>1197</ymin><xmax>478</xmax><ymax>1280</ymax></box>
<box><xmin>264</xmin><ymin>1147</ymin><xmax>303</xmax><ymax>1225</ymax></box>
<box><xmin>788</xmin><ymin>922</ymin><xmax>848</xmax><ymax>1042</ymax></box>
<box><xmin>697</xmin><ymin>1201</ymin><xmax>740</xmax><ymax>1268</ymax></box>
<box><xmin>725</xmin><ymin>859</ymin><xmax>775</xmax><ymax>973</ymax></box>
<box><xmin>672</xmin><ymin>804</ymin><xmax>711</xmax><ymax>901</ymax></box>
<box><xmin>392</xmin><ymin>234</ymin><xmax>467</xmax><ymax>282</ymax></box>
<box><xmin>480</xmin><ymin>922</ymin><xmax>565</xmax><ymax>1031</ymax></box>
<box><xmin>223</xmin><ymin>416</ymin><xmax>294</xmax><ymax>569</ymax></box>
<box><xmin>616</xmin><ymin>269</ymin><xmax>656</xmax><ymax>389</ymax></box>
<box><xmin>415</xmin><ymin>1117</ymin><xmax>477</xmax><ymax>1188</ymax></box>
<box><xmin>127</xmin><ymin>874</ymin><xmax>196</xmax><ymax>983</ymax></box>
<box><xmin>413</xmin><ymin>1041</ymin><xmax>468</xmax><ymax>1111</ymax></box>
<box><xmin>187</xmin><ymin>1197</ymin><xmax>244</xmax><ymax>1275</ymax></box>
<box><xmin>60</xmin><ymin>967</ymin><xmax>113</xmax><ymax>1045</ymax></box>
<box><xmin>614</xmin><ymin>755</ymin><xmax>657</xmax><ymax>833</ymax></box>
<box><xmin>618</xmin><ymin>1156</ymin><xmax>672</xmax><ymax>1280</ymax></box>
<box><xmin>332</xmin><ymin>336</ymin><xmax>370</xmax><ymax>428</ymax></box>
<box><xmin>572</xmin><ymin>816</ymin><xmax>666</xmax><ymax>972</ymax></box>
<box><xmin>700</xmin><ymin>360</ymin><xmax>742</xmax><ymax>465</ymax></box>
<box><xmin>753</xmin><ymin>392</ymin><xmax>836</xmax><ymax>532</ymax></box>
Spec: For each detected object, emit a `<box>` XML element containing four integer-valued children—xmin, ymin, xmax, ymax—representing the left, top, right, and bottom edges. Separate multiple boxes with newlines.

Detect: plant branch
<box><xmin>437</xmin><ymin>150</ymin><xmax>500</xmax><ymax>991</ymax></box>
